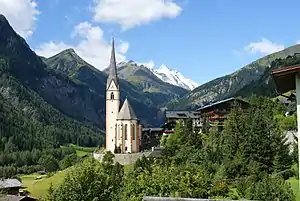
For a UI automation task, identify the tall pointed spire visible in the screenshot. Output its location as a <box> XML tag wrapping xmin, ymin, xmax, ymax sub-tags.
<box><xmin>107</xmin><ymin>37</ymin><xmax>119</xmax><ymax>89</ymax></box>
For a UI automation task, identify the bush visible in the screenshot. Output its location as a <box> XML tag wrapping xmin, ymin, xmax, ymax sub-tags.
<box><xmin>291</xmin><ymin>163</ymin><xmax>299</xmax><ymax>179</ymax></box>
<box><xmin>210</xmin><ymin>181</ymin><xmax>229</xmax><ymax>198</ymax></box>
<box><xmin>237</xmin><ymin>175</ymin><xmax>295</xmax><ymax>201</ymax></box>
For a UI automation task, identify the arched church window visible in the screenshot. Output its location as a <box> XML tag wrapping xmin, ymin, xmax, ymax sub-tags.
<box><xmin>132</xmin><ymin>124</ymin><xmax>135</xmax><ymax>140</ymax></box>
<box><xmin>110</xmin><ymin>92</ymin><xmax>114</xmax><ymax>100</ymax></box>
<box><xmin>115</xmin><ymin>124</ymin><xmax>117</xmax><ymax>138</ymax></box>
<box><xmin>124</xmin><ymin>124</ymin><xmax>128</xmax><ymax>140</ymax></box>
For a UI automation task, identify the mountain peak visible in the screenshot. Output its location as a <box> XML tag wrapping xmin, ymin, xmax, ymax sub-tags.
<box><xmin>116</xmin><ymin>60</ymin><xmax>198</xmax><ymax>90</ymax></box>
<box><xmin>45</xmin><ymin>48</ymin><xmax>95</xmax><ymax>75</ymax></box>
<box><xmin>51</xmin><ymin>48</ymin><xmax>83</xmax><ymax>62</ymax></box>
<box><xmin>0</xmin><ymin>14</ymin><xmax>9</xmax><ymax>24</ymax></box>
<box><xmin>0</xmin><ymin>14</ymin><xmax>16</xmax><ymax>37</ymax></box>
<box><xmin>154</xmin><ymin>65</ymin><xmax>198</xmax><ymax>90</ymax></box>
<box><xmin>63</xmin><ymin>48</ymin><xmax>76</xmax><ymax>54</ymax></box>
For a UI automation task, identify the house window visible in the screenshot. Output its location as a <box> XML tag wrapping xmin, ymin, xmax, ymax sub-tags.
<box><xmin>124</xmin><ymin>124</ymin><xmax>128</xmax><ymax>140</ymax></box>
<box><xmin>132</xmin><ymin>124</ymin><xmax>135</xmax><ymax>140</ymax></box>
<box><xmin>110</xmin><ymin>92</ymin><xmax>114</xmax><ymax>100</ymax></box>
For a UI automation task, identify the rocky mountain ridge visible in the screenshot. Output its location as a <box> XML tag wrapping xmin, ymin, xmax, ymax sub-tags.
<box><xmin>118</xmin><ymin>60</ymin><xmax>198</xmax><ymax>90</ymax></box>
<box><xmin>171</xmin><ymin>44</ymin><xmax>300</xmax><ymax>110</ymax></box>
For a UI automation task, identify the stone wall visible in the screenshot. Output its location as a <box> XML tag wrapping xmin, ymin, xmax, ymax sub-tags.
<box><xmin>93</xmin><ymin>151</ymin><xmax>151</xmax><ymax>165</ymax></box>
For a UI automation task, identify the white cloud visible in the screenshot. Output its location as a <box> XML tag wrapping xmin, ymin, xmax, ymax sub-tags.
<box><xmin>297</xmin><ymin>40</ymin><xmax>300</xmax><ymax>45</ymax></box>
<box><xmin>92</xmin><ymin>0</ymin><xmax>182</xmax><ymax>30</ymax></box>
<box><xmin>0</xmin><ymin>0</ymin><xmax>40</xmax><ymax>38</ymax></box>
<box><xmin>244</xmin><ymin>38</ymin><xmax>285</xmax><ymax>55</ymax></box>
<box><xmin>138</xmin><ymin>60</ymin><xmax>155</xmax><ymax>69</ymax></box>
<box><xmin>119</xmin><ymin>41</ymin><xmax>130</xmax><ymax>54</ymax></box>
<box><xmin>36</xmin><ymin>22</ymin><xmax>128</xmax><ymax>70</ymax></box>
<box><xmin>36</xmin><ymin>41</ymin><xmax>71</xmax><ymax>58</ymax></box>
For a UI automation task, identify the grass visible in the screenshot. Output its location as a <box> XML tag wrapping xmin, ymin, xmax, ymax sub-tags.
<box><xmin>20</xmin><ymin>145</ymin><xmax>98</xmax><ymax>199</ymax></box>
<box><xmin>21</xmin><ymin>170</ymin><xmax>68</xmax><ymax>199</ymax></box>
<box><xmin>124</xmin><ymin>163</ymin><xmax>134</xmax><ymax>172</ymax></box>
<box><xmin>288</xmin><ymin>178</ymin><xmax>300</xmax><ymax>200</ymax></box>
<box><xmin>61</xmin><ymin>144</ymin><xmax>96</xmax><ymax>157</ymax></box>
<box><xmin>21</xmin><ymin>162</ymin><xmax>134</xmax><ymax>199</ymax></box>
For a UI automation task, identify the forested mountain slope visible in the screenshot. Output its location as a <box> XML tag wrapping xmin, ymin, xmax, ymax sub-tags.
<box><xmin>0</xmin><ymin>14</ymin><xmax>104</xmax><ymax>149</ymax></box>
<box><xmin>45</xmin><ymin>49</ymin><xmax>187</xmax><ymax>126</ymax></box>
<box><xmin>171</xmin><ymin>45</ymin><xmax>300</xmax><ymax>110</ymax></box>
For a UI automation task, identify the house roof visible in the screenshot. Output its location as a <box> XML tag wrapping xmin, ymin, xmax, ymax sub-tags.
<box><xmin>166</xmin><ymin>111</ymin><xmax>201</xmax><ymax>119</ymax></box>
<box><xmin>272</xmin><ymin>64</ymin><xmax>300</xmax><ymax>93</ymax></box>
<box><xmin>276</xmin><ymin>96</ymin><xmax>292</xmax><ymax>104</ymax></box>
<box><xmin>0</xmin><ymin>179</ymin><xmax>25</xmax><ymax>189</ymax></box>
<box><xmin>142</xmin><ymin>128</ymin><xmax>164</xmax><ymax>132</ymax></box>
<box><xmin>106</xmin><ymin>38</ymin><xmax>119</xmax><ymax>89</ymax></box>
<box><xmin>117</xmin><ymin>98</ymin><xmax>138</xmax><ymax>120</ymax></box>
<box><xmin>196</xmin><ymin>97</ymin><xmax>248</xmax><ymax>111</ymax></box>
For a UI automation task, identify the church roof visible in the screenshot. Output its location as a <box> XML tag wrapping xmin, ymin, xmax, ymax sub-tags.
<box><xmin>107</xmin><ymin>38</ymin><xmax>119</xmax><ymax>89</ymax></box>
<box><xmin>117</xmin><ymin>98</ymin><xmax>138</xmax><ymax>120</ymax></box>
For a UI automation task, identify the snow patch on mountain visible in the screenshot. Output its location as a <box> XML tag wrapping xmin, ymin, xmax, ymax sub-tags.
<box><xmin>136</xmin><ymin>60</ymin><xmax>198</xmax><ymax>90</ymax></box>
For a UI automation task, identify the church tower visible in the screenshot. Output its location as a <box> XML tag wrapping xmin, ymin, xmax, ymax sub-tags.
<box><xmin>106</xmin><ymin>39</ymin><xmax>120</xmax><ymax>153</ymax></box>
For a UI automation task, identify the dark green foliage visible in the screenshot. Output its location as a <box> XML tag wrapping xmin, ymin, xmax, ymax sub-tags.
<box><xmin>0</xmin><ymin>14</ymin><xmax>106</xmax><ymax>178</ymax></box>
<box><xmin>38</xmin><ymin>155</ymin><xmax>59</xmax><ymax>173</ymax></box>
<box><xmin>222</xmin><ymin>96</ymin><xmax>292</xmax><ymax>178</ymax></box>
<box><xmin>163</xmin><ymin>96</ymin><xmax>295</xmax><ymax>200</ymax></box>
<box><xmin>46</xmin><ymin>153</ymin><xmax>124</xmax><ymax>201</ymax></box>
<box><xmin>237</xmin><ymin>175</ymin><xmax>295</xmax><ymax>201</ymax></box>
<box><xmin>120</xmin><ymin>163</ymin><xmax>211</xmax><ymax>201</ymax></box>
<box><xmin>44</xmin><ymin>96</ymin><xmax>295</xmax><ymax>201</ymax></box>
<box><xmin>59</xmin><ymin>153</ymin><xmax>78</xmax><ymax>170</ymax></box>
<box><xmin>0</xmin><ymin>147</ymin><xmax>76</xmax><ymax>178</ymax></box>
<box><xmin>276</xmin><ymin>114</ymin><xmax>297</xmax><ymax>131</ymax></box>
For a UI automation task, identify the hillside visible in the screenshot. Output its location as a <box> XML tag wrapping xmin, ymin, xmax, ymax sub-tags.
<box><xmin>236</xmin><ymin>53</ymin><xmax>300</xmax><ymax>98</ymax></box>
<box><xmin>172</xmin><ymin>44</ymin><xmax>300</xmax><ymax>110</ymax></box>
<box><xmin>0</xmin><ymin>14</ymin><xmax>104</xmax><ymax>149</ymax></box>
<box><xmin>45</xmin><ymin>50</ymin><xmax>188</xmax><ymax>126</ymax></box>
<box><xmin>103</xmin><ymin>60</ymin><xmax>188</xmax><ymax>104</ymax></box>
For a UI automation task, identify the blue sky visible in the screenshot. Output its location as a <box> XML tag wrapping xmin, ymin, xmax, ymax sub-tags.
<box><xmin>1</xmin><ymin>0</ymin><xmax>300</xmax><ymax>85</ymax></box>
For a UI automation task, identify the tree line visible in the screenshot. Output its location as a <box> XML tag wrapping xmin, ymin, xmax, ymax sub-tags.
<box><xmin>0</xmin><ymin>64</ymin><xmax>104</xmax><ymax>176</ymax></box>
<box><xmin>44</xmin><ymin>96</ymin><xmax>297</xmax><ymax>201</ymax></box>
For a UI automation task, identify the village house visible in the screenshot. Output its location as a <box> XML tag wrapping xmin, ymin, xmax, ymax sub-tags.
<box><xmin>163</xmin><ymin>97</ymin><xmax>249</xmax><ymax>136</ymax></box>
<box><xmin>141</xmin><ymin>127</ymin><xmax>164</xmax><ymax>150</ymax></box>
<box><xmin>196</xmin><ymin>97</ymin><xmax>249</xmax><ymax>130</ymax></box>
<box><xmin>0</xmin><ymin>179</ymin><xmax>37</xmax><ymax>201</ymax></box>
<box><xmin>141</xmin><ymin>122</ymin><xmax>177</xmax><ymax>150</ymax></box>
<box><xmin>166</xmin><ymin>111</ymin><xmax>202</xmax><ymax>128</ymax></box>
<box><xmin>0</xmin><ymin>179</ymin><xmax>25</xmax><ymax>195</ymax></box>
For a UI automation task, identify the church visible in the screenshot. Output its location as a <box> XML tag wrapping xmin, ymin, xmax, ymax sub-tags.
<box><xmin>106</xmin><ymin>39</ymin><xmax>142</xmax><ymax>154</ymax></box>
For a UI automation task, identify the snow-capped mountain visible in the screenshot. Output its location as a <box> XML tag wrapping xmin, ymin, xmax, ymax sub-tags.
<box><xmin>153</xmin><ymin>64</ymin><xmax>198</xmax><ymax>90</ymax></box>
<box><xmin>122</xmin><ymin>60</ymin><xmax>198</xmax><ymax>90</ymax></box>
